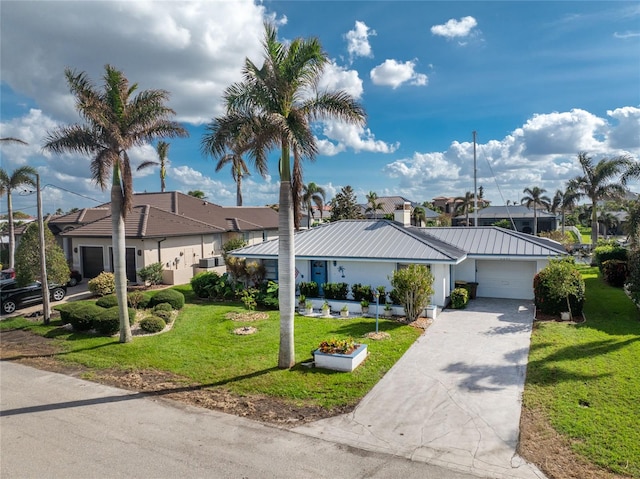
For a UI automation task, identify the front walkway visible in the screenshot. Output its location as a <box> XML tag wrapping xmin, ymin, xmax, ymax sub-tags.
<box><xmin>293</xmin><ymin>298</ymin><xmax>547</xmax><ymax>479</ymax></box>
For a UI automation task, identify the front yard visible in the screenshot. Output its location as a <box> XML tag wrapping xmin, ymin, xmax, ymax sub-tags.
<box><xmin>521</xmin><ymin>265</ymin><xmax>640</xmax><ymax>478</ymax></box>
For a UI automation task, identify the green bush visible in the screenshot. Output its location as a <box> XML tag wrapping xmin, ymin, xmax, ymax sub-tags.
<box><xmin>139</xmin><ymin>315</ymin><xmax>166</xmax><ymax>333</ymax></box>
<box><xmin>450</xmin><ymin>288</ymin><xmax>469</xmax><ymax>309</ymax></box>
<box><xmin>93</xmin><ymin>308</ymin><xmax>136</xmax><ymax>335</ymax></box>
<box><xmin>149</xmin><ymin>289</ymin><xmax>185</xmax><ymax>310</ymax></box>
<box><xmin>593</xmin><ymin>244</ymin><xmax>628</xmax><ymax>271</ymax></box>
<box><xmin>298</xmin><ymin>281</ymin><xmax>319</xmax><ymax>298</ymax></box>
<box><xmin>88</xmin><ymin>272</ymin><xmax>116</xmax><ymax>296</ymax></box>
<box><xmin>67</xmin><ymin>303</ymin><xmax>104</xmax><ymax>331</ymax></box>
<box><xmin>127</xmin><ymin>290</ymin><xmax>151</xmax><ymax>309</ymax></box>
<box><xmin>389</xmin><ymin>288</ymin><xmax>402</xmax><ymax>306</ymax></box>
<box><xmin>255</xmin><ymin>281</ymin><xmax>279</xmax><ymax>310</ymax></box>
<box><xmin>137</xmin><ymin>262</ymin><xmax>164</xmax><ymax>285</ymax></box>
<box><xmin>96</xmin><ymin>294</ymin><xmax>118</xmax><ymax>309</ymax></box>
<box><xmin>351</xmin><ymin>283</ymin><xmax>373</xmax><ymax>302</ymax></box>
<box><xmin>153</xmin><ymin>309</ymin><xmax>173</xmax><ymax>321</ymax></box>
<box><xmin>601</xmin><ymin>259</ymin><xmax>629</xmax><ymax>288</ymax></box>
<box><xmin>190</xmin><ymin>271</ymin><xmax>220</xmax><ymax>298</ymax></box>
<box><xmin>390</xmin><ymin>264</ymin><xmax>435</xmax><ymax>321</ymax></box>
<box><xmin>56</xmin><ymin>302</ymin><xmax>86</xmax><ymax>325</ymax></box>
<box><xmin>627</xmin><ymin>249</ymin><xmax>640</xmax><ymax>292</ymax></box>
<box><xmin>533</xmin><ymin>259</ymin><xmax>585</xmax><ymax>316</ymax></box>
<box><xmin>322</xmin><ymin>282</ymin><xmax>349</xmax><ymax>300</ymax></box>
<box><xmin>153</xmin><ymin>302</ymin><xmax>173</xmax><ymax>312</ymax></box>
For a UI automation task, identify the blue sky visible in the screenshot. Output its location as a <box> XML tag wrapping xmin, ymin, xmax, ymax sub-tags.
<box><xmin>1</xmin><ymin>1</ymin><xmax>639</xmax><ymax>217</ymax></box>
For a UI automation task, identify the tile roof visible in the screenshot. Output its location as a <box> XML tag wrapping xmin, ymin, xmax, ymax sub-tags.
<box><xmin>234</xmin><ymin>220</ymin><xmax>467</xmax><ymax>263</ymax></box>
<box><xmin>360</xmin><ymin>196</ymin><xmax>439</xmax><ymax>218</ymax></box>
<box><xmin>61</xmin><ymin>205</ymin><xmax>223</xmax><ymax>238</ymax></box>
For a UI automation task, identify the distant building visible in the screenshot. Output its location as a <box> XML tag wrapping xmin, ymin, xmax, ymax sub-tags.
<box><xmin>453</xmin><ymin>205</ymin><xmax>557</xmax><ymax>233</ymax></box>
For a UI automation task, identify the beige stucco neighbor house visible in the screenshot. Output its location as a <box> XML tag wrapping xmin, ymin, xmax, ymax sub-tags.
<box><xmin>49</xmin><ymin>191</ymin><xmax>279</xmax><ymax>285</ymax></box>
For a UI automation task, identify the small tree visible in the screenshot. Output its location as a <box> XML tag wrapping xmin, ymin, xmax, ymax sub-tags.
<box><xmin>329</xmin><ymin>186</ymin><xmax>364</xmax><ymax>221</ymax></box>
<box><xmin>137</xmin><ymin>262</ymin><xmax>164</xmax><ymax>286</ymax></box>
<box><xmin>15</xmin><ymin>222</ymin><xmax>69</xmax><ymax>286</ymax></box>
<box><xmin>535</xmin><ymin>258</ymin><xmax>584</xmax><ymax>319</ymax></box>
<box><xmin>389</xmin><ymin>264</ymin><xmax>434</xmax><ymax>322</ymax></box>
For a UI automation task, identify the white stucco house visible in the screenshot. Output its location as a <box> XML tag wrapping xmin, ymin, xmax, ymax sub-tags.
<box><xmin>231</xmin><ymin>218</ymin><xmax>567</xmax><ymax>308</ymax></box>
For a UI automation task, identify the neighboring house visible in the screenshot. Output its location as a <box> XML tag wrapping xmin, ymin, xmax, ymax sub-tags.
<box><xmin>360</xmin><ymin>196</ymin><xmax>439</xmax><ymax>226</ymax></box>
<box><xmin>453</xmin><ymin>205</ymin><xmax>558</xmax><ymax>233</ymax></box>
<box><xmin>432</xmin><ymin>196</ymin><xmax>490</xmax><ymax>215</ymax></box>
<box><xmin>48</xmin><ymin>191</ymin><xmax>279</xmax><ymax>285</ymax></box>
<box><xmin>231</xmin><ymin>217</ymin><xmax>567</xmax><ymax>307</ymax></box>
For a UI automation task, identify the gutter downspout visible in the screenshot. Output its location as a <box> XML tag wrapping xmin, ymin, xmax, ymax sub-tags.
<box><xmin>157</xmin><ymin>237</ymin><xmax>167</xmax><ymax>264</ymax></box>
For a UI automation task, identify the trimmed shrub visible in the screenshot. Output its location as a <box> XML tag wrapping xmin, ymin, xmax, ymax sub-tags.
<box><xmin>390</xmin><ymin>264</ymin><xmax>435</xmax><ymax>321</ymax></box>
<box><xmin>127</xmin><ymin>290</ymin><xmax>151</xmax><ymax>309</ymax></box>
<box><xmin>153</xmin><ymin>302</ymin><xmax>173</xmax><ymax>312</ymax></box>
<box><xmin>149</xmin><ymin>289</ymin><xmax>185</xmax><ymax>310</ymax></box>
<box><xmin>191</xmin><ymin>271</ymin><xmax>220</xmax><ymax>298</ymax></box>
<box><xmin>96</xmin><ymin>294</ymin><xmax>118</xmax><ymax>309</ymax></box>
<box><xmin>351</xmin><ymin>283</ymin><xmax>373</xmax><ymax>302</ymax></box>
<box><xmin>627</xmin><ymin>249</ymin><xmax>640</xmax><ymax>292</ymax></box>
<box><xmin>137</xmin><ymin>262</ymin><xmax>164</xmax><ymax>285</ymax></box>
<box><xmin>153</xmin><ymin>309</ymin><xmax>173</xmax><ymax>321</ymax></box>
<box><xmin>88</xmin><ymin>272</ymin><xmax>116</xmax><ymax>296</ymax></box>
<box><xmin>298</xmin><ymin>281</ymin><xmax>319</xmax><ymax>298</ymax></box>
<box><xmin>67</xmin><ymin>303</ymin><xmax>104</xmax><ymax>331</ymax></box>
<box><xmin>322</xmin><ymin>282</ymin><xmax>349</xmax><ymax>300</ymax></box>
<box><xmin>139</xmin><ymin>315</ymin><xmax>166</xmax><ymax>333</ymax></box>
<box><xmin>593</xmin><ymin>244</ymin><xmax>628</xmax><ymax>271</ymax></box>
<box><xmin>601</xmin><ymin>259</ymin><xmax>628</xmax><ymax>287</ymax></box>
<box><xmin>91</xmin><ymin>307</ymin><xmax>137</xmax><ymax>335</ymax></box>
<box><xmin>56</xmin><ymin>302</ymin><xmax>85</xmax><ymax>325</ymax></box>
<box><xmin>450</xmin><ymin>288</ymin><xmax>469</xmax><ymax>309</ymax></box>
<box><xmin>533</xmin><ymin>259</ymin><xmax>585</xmax><ymax>316</ymax></box>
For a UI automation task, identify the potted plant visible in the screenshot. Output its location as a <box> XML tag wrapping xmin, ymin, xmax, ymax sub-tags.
<box><xmin>298</xmin><ymin>294</ymin><xmax>306</xmax><ymax>309</ymax></box>
<box><xmin>383</xmin><ymin>304</ymin><xmax>393</xmax><ymax>317</ymax></box>
<box><xmin>340</xmin><ymin>305</ymin><xmax>349</xmax><ymax>317</ymax></box>
<box><xmin>314</xmin><ymin>337</ymin><xmax>368</xmax><ymax>372</ymax></box>
<box><xmin>360</xmin><ymin>299</ymin><xmax>370</xmax><ymax>314</ymax></box>
<box><xmin>305</xmin><ymin>300</ymin><xmax>314</xmax><ymax>315</ymax></box>
<box><xmin>321</xmin><ymin>301</ymin><xmax>331</xmax><ymax>317</ymax></box>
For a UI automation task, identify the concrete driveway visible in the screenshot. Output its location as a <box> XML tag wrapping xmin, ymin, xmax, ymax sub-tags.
<box><xmin>294</xmin><ymin>298</ymin><xmax>547</xmax><ymax>479</ymax></box>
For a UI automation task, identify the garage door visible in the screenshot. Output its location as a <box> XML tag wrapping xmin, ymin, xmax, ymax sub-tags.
<box><xmin>476</xmin><ymin>260</ymin><xmax>536</xmax><ymax>300</ymax></box>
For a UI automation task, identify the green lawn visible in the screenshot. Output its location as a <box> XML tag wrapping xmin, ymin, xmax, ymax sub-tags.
<box><xmin>523</xmin><ymin>266</ymin><xmax>640</xmax><ymax>477</ymax></box>
<box><xmin>1</xmin><ymin>286</ymin><xmax>421</xmax><ymax>410</ymax></box>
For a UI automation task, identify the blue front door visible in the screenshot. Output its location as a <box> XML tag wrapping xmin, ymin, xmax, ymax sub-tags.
<box><xmin>311</xmin><ymin>260</ymin><xmax>327</xmax><ymax>295</ymax></box>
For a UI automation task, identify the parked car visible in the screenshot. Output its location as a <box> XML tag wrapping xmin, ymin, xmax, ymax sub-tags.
<box><xmin>68</xmin><ymin>270</ymin><xmax>82</xmax><ymax>287</ymax></box>
<box><xmin>0</xmin><ymin>279</ymin><xmax>67</xmax><ymax>314</ymax></box>
<box><xmin>1</xmin><ymin>268</ymin><xmax>16</xmax><ymax>280</ymax></box>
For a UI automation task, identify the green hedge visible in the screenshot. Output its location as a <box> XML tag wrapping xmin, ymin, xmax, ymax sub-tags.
<box><xmin>593</xmin><ymin>244</ymin><xmax>628</xmax><ymax>271</ymax></box>
<box><xmin>149</xmin><ymin>289</ymin><xmax>185</xmax><ymax>310</ymax></box>
<box><xmin>96</xmin><ymin>294</ymin><xmax>119</xmax><ymax>308</ymax></box>
<box><xmin>533</xmin><ymin>260</ymin><xmax>585</xmax><ymax>316</ymax></box>
<box><xmin>601</xmin><ymin>259</ymin><xmax>629</xmax><ymax>287</ymax></box>
<box><xmin>298</xmin><ymin>281</ymin><xmax>319</xmax><ymax>298</ymax></box>
<box><xmin>450</xmin><ymin>288</ymin><xmax>468</xmax><ymax>309</ymax></box>
<box><xmin>322</xmin><ymin>282</ymin><xmax>349</xmax><ymax>300</ymax></box>
<box><xmin>93</xmin><ymin>307</ymin><xmax>136</xmax><ymax>335</ymax></box>
<box><xmin>139</xmin><ymin>315</ymin><xmax>166</xmax><ymax>333</ymax></box>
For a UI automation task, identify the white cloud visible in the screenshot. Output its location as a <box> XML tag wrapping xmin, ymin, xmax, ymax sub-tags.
<box><xmin>318</xmin><ymin>122</ymin><xmax>399</xmax><ymax>155</ymax></box>
<box><xmin>614</xmin><ymin>31</ymin><xmax>640</xmax><ymax>39</ymax></box>
<box><xmin>431</xmin><ymin>16</ymin><xmax>478</xmax><ymax>39</ymax></box>
<box><xmin>345</xmin><ymin>20</ymin><xmax>376</xmax><ymax>62</ymax></box>
<box><xmin>318</xmin><ymin>61</ymin><xmax>364</xmax><ymax>99</ymax></box>
<box><xmin>606</xmin><ymin>106</ymin><xmax>640</xmax><ymax>150</ymax></box>
<box><xmin>370</xmin><ymin>59</ymin><xmax>428</xmax><ymax>89</ymax></box>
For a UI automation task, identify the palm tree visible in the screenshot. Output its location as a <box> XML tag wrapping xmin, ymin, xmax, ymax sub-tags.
<box><xmin>202</xmin><ymin>23</ymin><xmax>366</xmax><ymax>368</ymax></box>
<box><xmin>568</xmin><ymin>152</ymin><xmax>631</xmax><ymax>246</ymax></box>
<box><xmin>454</xmin><ymin>191</ymin><xmax>475</xmax><ymax>226</ymax></box>
<box><xmin>302</xmin><ymin>182</ymin><xmax>326</xmax><ymax>228</ymax></box>
<box><xmin>623</xmin><ymin>199</ymin><xmax>640</xmax><ymax>248</ymax></box>
<box><xmin>137</xmin><ymin>141</ymin><xmax>170</xmax><ymax>192</ymax></box>
<box><xmin>0</xmin><ymin>137</ymin><xmax>28</xmax><ymax>145</ymax></box>
<box><xmin>0</xmin><ymin>166</ymin><xmax>37</xmax><ymax>269</ymax></box>
<box><xmin>365</xmin><ymin>191</ymin><xmax>384</xmax><ymax>219</ymax></box>
<box><xmin>187</xmin><ymin>190</ymin><xmax>205</xmax><ymax>199</ymax></box>
<box><xmin>552</xmin><ymin>188</ymin><xmax>580</xmax><ymax>235</ymax></box>
<box><xmin>44</xmin><ymin>65</ymin><xmax>187</xmax><ymax>343</ymax></box>
<box><xmin>521</xmin><ymin>186</ymin><xmax>551</xmax><ymax>236</ymax></box>
<box><xmin>597</xmin><ymin>210</ymin><xmax>619</xmax><ymax>238</ymax></box>
<box><xmin>412</xmin><ymin>206</ymin><xmax>426</xmax><ymax>227</ymax></box>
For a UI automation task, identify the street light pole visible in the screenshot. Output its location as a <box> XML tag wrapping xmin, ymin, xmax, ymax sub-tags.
<box><xmin>374</xmin><ymin>290</ymin><xmax>380</xmax><ymax>334</ymax></box>
<box><xmin>36</xmin><ymin>173</ymin><xmax>51</xmax><ymax>324</ymax></box>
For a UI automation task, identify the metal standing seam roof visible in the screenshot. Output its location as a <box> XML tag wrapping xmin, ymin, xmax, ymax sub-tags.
<box><xmin>233</xmin><ymin>220</ymin><xmax>467</xmax><ymax>263</ymax></box>
<box><xmin>416</xmin><ymin>226</ymin><xmax>567</xmax><ymax>257</ymax></box>
<box><xmin>454</xmin><ymin>205</ymin><xmax>557</xmax><ymax>220</ymax></box>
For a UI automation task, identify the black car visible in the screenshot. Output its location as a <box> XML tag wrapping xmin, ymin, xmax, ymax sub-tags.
<box><xmin>0</xmin><ymin>279</ymin><xmax>67</xmax><ymax>315</ymax></box>
<box><xmin>68</xmin><ymin>270</ymin><xmax>82</xmax><ymax>287</ymax></box>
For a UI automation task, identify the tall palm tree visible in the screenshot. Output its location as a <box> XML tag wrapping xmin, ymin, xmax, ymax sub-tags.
<box><xmin>0</xmin><ymin>166</ymin><xmax>37</xmax><ymax>269</ymax></box>
<box><xmin>623</xmin><ymin>199</ymin><xmax>640</xmax><ymax>248</ymax></box>
<box><xmin>44</xmin><ymin>65</ymin><xmax>187</xmax><ymax>343</ymax></box>
<box><xmin>137</xmin><ymin>141</ymin><xmax>170</xmax><ymax>192</ymax></box>
<box><xmin>552</xmin><ymin>187</ymin><xmax>580</xmax><ymax>235</ymax></box>
<box><xmin>202</xmin><ymin>23</ymin><xmax>366</xmax><ymax>368</ymax></box>
<box><xmin>302</xmin><ymin>182</ymin><xmax>326</xmax><ymax>228</ymax></box>
<box><xmin>568</xmin><ymin>152</ymin><xmax>631</xmax><ymax>246</ymax></box>
<box><xmin>454</xmin><ymin>191</ymin><xmax>475</xmax><ymax>226</ymax></box>
<box><xmin>521</xmin><ymin>186</ymin><xmax>551</xmax><ymax>236</ymax></box>
<box><xmin>365</xmin><ymin>191</ymin><xmax>384</xmax><ymax>219</ymax></box>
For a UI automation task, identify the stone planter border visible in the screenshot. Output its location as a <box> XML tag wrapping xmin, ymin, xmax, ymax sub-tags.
<box><xmin>313</xmin><ymin>343</ymin><xmax>368</xmax><ymax>372</ymax></box>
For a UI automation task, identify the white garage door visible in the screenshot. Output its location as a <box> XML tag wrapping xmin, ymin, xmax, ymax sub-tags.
<box><xmin>476</xmin><ymin>260</ymin><xmax>536</xmax><ymax>300</ymax></box>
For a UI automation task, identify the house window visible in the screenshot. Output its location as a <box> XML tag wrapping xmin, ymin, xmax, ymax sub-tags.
<box><xmin>263</xmin><ymin>259</ymin><xmax>278</xmax><ymax>280</ymax></box>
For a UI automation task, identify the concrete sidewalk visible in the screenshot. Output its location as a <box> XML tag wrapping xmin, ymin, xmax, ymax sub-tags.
<box><xmin>294</xmin><ymin>298</ymin><xmax>547</xmax><ymax>479</ymax></box>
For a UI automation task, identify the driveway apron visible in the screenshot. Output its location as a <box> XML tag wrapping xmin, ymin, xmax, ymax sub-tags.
<box><xmin>293</xmin><ymin>298</ymin><xmax>547</xmax><ymax>479</ymax></box>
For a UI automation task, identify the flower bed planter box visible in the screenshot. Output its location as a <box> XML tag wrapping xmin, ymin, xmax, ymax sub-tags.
<box><xmin>313</xmin><ymin>343</ymin><xmax>368</xmax><ymax>372</ymax></box>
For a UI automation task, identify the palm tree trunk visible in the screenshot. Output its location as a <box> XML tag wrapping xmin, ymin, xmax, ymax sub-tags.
<box><xmin>237</xmin><ymin>174</ymin><xmax>243</xmax><ymax>207</ymax></box>
<box><xmin>533</xmin><ymin>206</ymin><xmax>538</xmax><ymax>236</ymax></box>
<box><xmin>590</xmin><ymin>200</ymin><xmax>598</xmax><ymax>246</ymax></box>
<box><xmin>7</xmin><ymin>192</ymin><xmax>15</xmax><ymax>270</ymax></box>
<box><xmin>278</xmin><ymin>180</ymin><xmax>295</xmax><ymax>368</ymax></box>
<box><xmin>561</xmin><ymin>208</ymin><xmax>565</xmax><ymax>235</ymax></box>
<box><xmin>112</xmin><ymin>164</ymin><xmax>132</xmax><ymax>343</ymax></box>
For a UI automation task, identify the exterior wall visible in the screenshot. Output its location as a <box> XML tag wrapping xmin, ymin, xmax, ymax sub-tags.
<box><xmin>454</xmin><ymin>258</ymin><xmax>476</xmax><ymax>283</ymax></box>
<box><xmin>430</xmin><ymin>263</ymin><xmax>449</xmax><ymax>306</ymax></box>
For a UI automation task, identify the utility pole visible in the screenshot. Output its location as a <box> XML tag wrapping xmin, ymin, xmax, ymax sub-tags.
<box><xmin>473</xmin><ymin>131</ymin><xmax>478</xmax><ymax>227</ymax></box>
<box><xmin>37</xmin><ymin>173</ymin><xmax>51</xmax><ymax>324</ymax></box>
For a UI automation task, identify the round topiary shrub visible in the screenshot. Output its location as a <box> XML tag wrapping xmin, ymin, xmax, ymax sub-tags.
<box><xmin>149</xmin><ymin>289</ymin><xmax>184</xmax><ymax>310</ymax></box>
<box><xmin>153</xmin><ymin>302</ymin><xmax>173</xmax><ymax>312</ymax></box>
<box><xmin>93</xmin><ymin>307</ymin><xmax>137</xmax><ymax>335</ymax></box>
<box><xmin>96</xmin><ymin>294</ymin><xmax>118</xmax><ymax>308</ymax></box>
<box><xmin>450</xmin><ymin>288</ymin><xmax>469</xmax><ymax>309</ymax></box>
<box><xmin>87</xmin><ymin>272</ymin><xmax>116</xmax><ymax>296</ymax></box>
<box><xmin>139</xmin><ymin>315</ymin><xmax>166</xmax><ymax>333</ymax></box>
<box><xmin>153</xmin><ymin>309</ymin><xmax>172</xmax><ymax>321</ymax></box>
<box><xmin>56</xmin><ymin>302</ymin><xmax>86</xmax><ymax>325</ymax></box>
<box><xmin>127</xmin><ymin>290</ymin><xmax>151</xmax><ymax>309</ymax></box>
<box><xmin>533</xmin><ymin>259</ymin><xmax>585</xmax><ymax>316</ymax></box>
<box><xmin>190</xmin><ymin>271</ymin><xmax>221</xmax><ymax>298</ymax></box>
<box><xmin>68</xmin><ymin>303</ymin><xmax>104</xmax><ymax>331</ymax></box>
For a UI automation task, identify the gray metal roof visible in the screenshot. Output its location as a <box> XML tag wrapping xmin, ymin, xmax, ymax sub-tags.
<box><xmin>233</xmin><ymin>220</ymin><xmax>467</xmax><ymax>263</ymax></box>
<box><xmin>415</xmin><ymin>226</ymin><xmax>567</xmax><ymax>257</ymax></box>
<box><xmin>454</xmin><ymin>205</ymin><xmax>556</xmax><ymax>220</ymax></box>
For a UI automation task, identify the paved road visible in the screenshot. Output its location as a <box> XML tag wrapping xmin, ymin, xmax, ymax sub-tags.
<box><xmin>0</xmin><ymin>361</ymin><xmax>477</xmax><ymax>479</ymax></box>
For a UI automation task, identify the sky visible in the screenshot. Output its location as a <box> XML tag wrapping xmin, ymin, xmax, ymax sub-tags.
<box><xmin>1</xmin><ymin>0</ymin><xmax>639</xmax><ymax>218</ymax></box>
